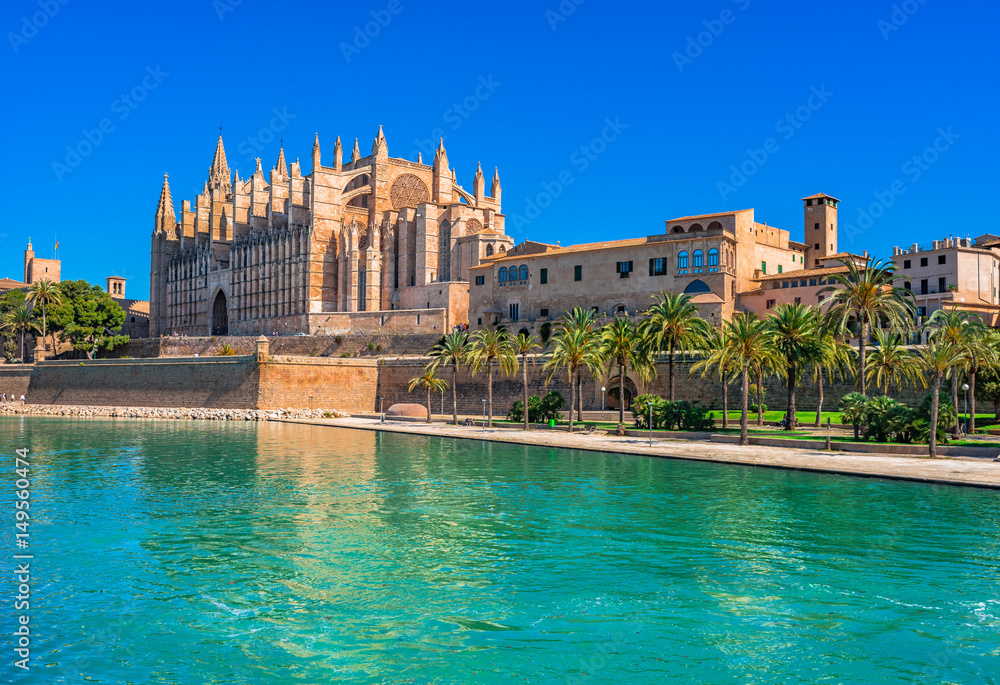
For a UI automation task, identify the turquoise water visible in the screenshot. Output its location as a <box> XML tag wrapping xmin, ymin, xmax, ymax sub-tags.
<box><xmin>2</xmin><ymin>417</ymin><xmax>999</xmax><ymax>684</ymax></box>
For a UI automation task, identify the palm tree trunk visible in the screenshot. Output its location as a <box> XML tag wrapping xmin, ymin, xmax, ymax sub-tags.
<box><xmin>19</xmin><ymin>329</ymin><xmax>24</xmax><ymax>362</ymax></box>
<box><xmin>814</xmin><ymin>366</ymin><xmax>824</xmax><ymax>428</ymax></box>
<box><xmin>522</xmin><ymin>355</ymin><xmax>529</xmax><ymax>431</ymax></box>
<box><xmin>740</xmin><ymin>362</ymin><xmax>749</xmax><ymax>446</ymax></box>
<box><xmin>568</xmin><ymin>368</ymin><xmax>576</xmax><ymax>433</ymax></box>
<box><xmin>756</xmin><ymin>367</ymin><xmax>764</xmax><ymax>427</ymax></box>
<box><xmin>786</xmin><ymin>361</ymin><xmax>795</xmax><ymax>430</ymax></box>
<box><xmin>618</xmin><ymin>360</ymin><xmax>626</xmax><ymax>426</ymax></box>
<box><xmin>41</xmin><ymin>303</ymin><xmax>46</xmax><ymax>350</ymax></box>
<box><xmin>930</xmin><ymin>375</ymin><xmax>941</xmax><ymax>458</ymax></box>
<box><xmin>452</xmin><ymin>364</ymin><xmax>458</xmax><ymax>425</ymax></box>
<box><xmin>970</xmin><ymin>369</ymin><xmax>977</xmax><ymax>433</ymax></box>
<box><xmin>858</xmin><ymin>319</ymin><xmax>868</xmax><ymax>395</ymax></box>
<box><xmin>487</xmin><ymin>363</ymin><xmax>494</xmax><ymax>428</ymax></box>
<box><xmin>577</xmin><ymin>373</ymin><xmax>583</xmax><ymax>423</ymax></box>
<box><xmin>426</xmin><ymin>389</ymin><xmax>432</xmax><ymax>423</ymax></box>
<box><xmin>952</xmin><ymin>371</ymin><xmax>960</xmax><ymax>438</ymax></box>
<box><xmin>721</xmin><ymin>376</ymin><xmax>728</xmax><ymax>430</ymax></box>
<box><xmin>668</xmin><ymin>339</ymin><xmax>676</xmax><ymax>402</ymax></box>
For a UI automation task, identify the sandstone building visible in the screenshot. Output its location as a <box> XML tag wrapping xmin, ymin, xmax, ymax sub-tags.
<box><xmin>1</xmin><ymin>240</ymin><xmax>62</xmax><ymax>295</ymax></box>
<box><xmin>106</xmin><ymin>277</ymin><xmax>150</xmax><ymax>338</ymax></box>
<box><xmin>150</xmin><ymin>129</ymin><xmax>511</xmax><ymax>337</ymax></box>
<box><xmin>470</xmin><ymin>194</ymin><xmax>839</xmax><ymax>331</ymax></box>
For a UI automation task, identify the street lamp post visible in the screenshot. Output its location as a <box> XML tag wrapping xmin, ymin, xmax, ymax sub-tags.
<box><xmin>481</xmin><ymin>399</ymin><xmax>487</xmax><ymax>433</ymax></box>
<box><xmin>962</xmin><ymin>383</ymin><xmax>970</xmax><ymax>435</ymax></box>
<box><xmin>647</xmin><ymin>400</ymin><xmax>654</xmax><ymax>447</ymax></box>
<box><xmin>379</xmin><ymin>396</ymin><xmax>384</xmax><ymax>423</ymax></box>
<box><xmin>601</xmin><ymin>386</ymin><xmax>606</xmax><ymax>423</ymax></box>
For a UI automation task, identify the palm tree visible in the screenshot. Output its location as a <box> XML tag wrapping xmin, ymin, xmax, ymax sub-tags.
<box><xmin>864</xmin><ymin>328</ymin><xmax>926</xmax><ymax>397</ymax></box>
<box><xmin>924</xmin><ymin>309</ymin><xmax>985</xmax><ymax>438</ymax></box>
<box><xmin>819</xmin><ymin>257</ymin><xmax>915</xmax><ymax>395</ymax></box>
<box><xmin>560</xmin><ymin>307</ymin><xmax>601</xmax><ymax>422</ymax></box>
<box><xmin>962</xmin><ymin>328</ymin><xmax>998</xmax><ymax>433</ymax></box>
<box><xmin>543</xmin><ymin>311</ymin><xmax>603</xmax><ymax>433</ymax></box>
<box><xmin>513</xmin><ymin>332</ymin><xmax>542</xmax><ymax>430</ymax></box>
<box><xmin>408</xmin><ymin>366</ymin><xmax>449</xmax><ymax>424</ymax></box>
<box><xmin>640</xmin><ymin>292</ymin><xmax>710</xmax><ymax>401</ymax></box>
<box><xmin>600</xmin><ymin>318</ymin><xmax>654</xmax><ymax>426</ymax></box>
<box><xmin>467</xmin><ymin>328</ymin><xmax>518</xmax><ymax>427</ymax></box>
<box><xmin>691</xmin><ymin>326</ymin><xmax>737</xmax><ymax>430</ymax></box>
<box><xmin>918</xmin><ymin>341</ymin><xmax>965</xmax><ymax>458</ymax></box>
<box><xmin>428</xmin><ymin>330</ymin><xmax>471</xmax><ymax>425</ymax></box>
<box><xmin>2</xmin><ymin>307</ymin><xmax>40</xmax><ymax>362</ymax></box>
<box><xmin>718</xmin><ymin>313</ymin><xmax>778</xmax><ymax>445</ymax></box>
<box><xmin>766</xmin><ymin>303</ymin><xmax>822</xmax><ymax>430</ymax></box>
<box><xmin>28</xmin><ymin>279</ymin><xmax>62</xmax><ymax>352</ymax></box>
<box><xmin>811</xmin><ymin>310</ymin><xmax>855</xmax><ymax>427</ymax></box>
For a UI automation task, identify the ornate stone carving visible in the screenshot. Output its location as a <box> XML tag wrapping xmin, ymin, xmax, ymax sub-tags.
<box><xmin>389</xmin><ymin>173</ymin><xmax>429</xmax><ymax>210</ymax></box>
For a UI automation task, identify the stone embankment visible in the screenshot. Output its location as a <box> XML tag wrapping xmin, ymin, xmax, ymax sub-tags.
<box><xmin>1</xmin><ymin>404</ymin><xmax>351</xmax><ymax>422</ymax></box>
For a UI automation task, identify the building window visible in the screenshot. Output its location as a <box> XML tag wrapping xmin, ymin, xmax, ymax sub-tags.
<box><xmin>574</xmin><ymin>265</ymin><xmax>582</xmax><ymax>281</ymax></box>
<box><xmin>518</xmin><ymin>265</ymin><xmax>529</xmax><ymax>281</ymax></box>
<box><xmin>475</xmin><ymin>275</ymin><xmax>485</xmax><ymax>286</ymax></box>
<box><xmin>938</xmin><ymin>254</ymin><xmax>947</xmax><ymax>265</ymax></box>
<box><xmin>486</xmin><ymin>244</ymin><xmax>494</xmax><ymax>257</ymax></box>
<box><xmin>540</xmin><ymin>268</ymin><xmax>548</xmax><ymax>284</ymax></box>
<box><xmin>782</xmin><ymin>281</ymin><xmax>789</xmax><ymax>289</ymax></box>
<box><xmin>509</xmin><ymin>303</ymin><xmax>519</xmax><ymax>322</ymax></box>
<box><xmin>920</xmin><ymin>257</ymin><xmax>928</xmax><ymax>267</ymax></box>
<box><xmin>678</xmin><ymin>251</ymin><xmax>689</xmax><ymax>269</ymax></box>
<box><xmin>498</xmin><ymin>267</ymin><xmax>508</xmax><ymax>285</ymax></box>
<box><xmin>903</xmin><ymin>260</ymin><xmax>911</xmax><ymax>269</ymax></box>
<box><xmin>806</xmin><ymin>199</ymin><xmax>813</xmax><ymax>206</ymax></box>
<box><xmin>778</xmin><ymin>265</ymin><xmax>783</xmax><ymax>274</ymax></box>
<box><xmin>766</xmin><ymin>299</ymin><xmax>776</xmax><ymax>309</ymax></box>
<box><xmin>693</xmin><ymin>250</ymin><xmax>704</xmax><ymax>269</ymax></box>
<box><xmin>708</xmin><ymin>249</ymin><xmax>719</xmax><ymax>267</ymax></box>
<box><xmin>814</xmin><ymin>243</ymin><xmax>820</xmax><ymax>250</ymax></box>
<box><xmin>917</xmin><ymin>307</ymin><xmax>926</xmax><ymax>318</ymax></box>
<box><xmin>761</xmin><ymin>261</ymin><xmax>766</xmax><ymax>274</ymax></box>
<box><xmin>650</xmin><ymin>258</ymin><xmax>667</xmax><ymax>276</ymax></box>
<box><xmin>809</xmin><ymin>278</ymin><xmax>817</xmax><ymax>286</ymax></box>
<box><xmin>903</xmin><ymin>281</ymin><xmax>911</xmax><ymax>291</ymax></box>
<box><xmin>616</xmin><ymin>261</ymin><xmax>633</xmax><ymax>278</ymax></box>
<box><xmin>939</xmin><ymin>277</ymin><xmax>947</xmax><ymax>292</ymax></box>
<box><xmin>794</xmin><ymin>297</ymin><xmax>801</xmax><ymax>304</ymax></box>
<box><xmin>815</xmin><ymin>223</ymin><xmax>820</xmax><ymax>230</ymax></box>
<box><xmin>540</xmin><ymin>308</ymin><xmax>549</xmax><ymax>318</ymax></box>
<box><xmin>921</xmin><ymin>279</ymin><xmax>928</xmax><ymax>294</ymax></box>
<box><xmin>477</xmin><ymin>318</ymin><xmax>482</xmax><ymax>326</ymax></box>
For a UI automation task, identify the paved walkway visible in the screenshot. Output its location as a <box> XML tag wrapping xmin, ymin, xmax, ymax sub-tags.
<box><xmin>281</xmin><ymin>417</ymin><xmax>1000</xmax><ymax>490</ymax></box>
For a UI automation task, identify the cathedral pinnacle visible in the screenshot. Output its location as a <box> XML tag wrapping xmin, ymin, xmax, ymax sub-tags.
<box><xmin>275</xmin><ymin>143</ymin><xmax>287</xmax><ymax>175</ymax></box>
<box><xmin>372</xmin><ymin>125</ymin><xmax>388</xmax><ymax>158</ymax></box>
<box><xmin>351</xmin><ymin>138</ymin><xmax>361</xmax><ymax>163</ymax></box>
<box><xmin>209</xmin><ymin>134</ymin><xmax>229</xmax><ymax>183</ymax></box>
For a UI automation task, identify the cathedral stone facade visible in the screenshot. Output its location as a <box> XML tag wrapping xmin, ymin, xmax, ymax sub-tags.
<box><xmin>150</xmin><ymin>128</ymin><xmax>512</xmax><ymax>337</ymax></box>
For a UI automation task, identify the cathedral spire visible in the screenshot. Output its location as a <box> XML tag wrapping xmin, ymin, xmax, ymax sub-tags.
<box><xmin>155</xmin><ymin>173</ymin><xmax>176</xmax><ymax>233</ymax></box>
<box><xmin>473</xmin><ymin>161</ymin><xmax>485</xmax><ymax>204</ymax></box>
<box><xmin>351</xmin><ymin>137</ymin><xmax>361</xmax><ymax>163</ymax></box>
<box><xmin>433</xmin><ymin>138</ymin><xmax>449</xmax><ymax>171</ymax></box>
<box><xmin>311</xmin><ymin>132</ymin><xmax>321</xmax><ymax>171</ymax></box>
<box><xmin>274</xmin><ymin>142</ymin><xmax>287</xmax><ymax>176</ymax></box>
<box><xmin>209</xmin><ymin>134</ymin><xmax>229</xmax><ymax>186</ymax></box>
<box><xmin>372</xmin><ymin>124</ymin><xmax>388</xmax><ymax>159</ymax></box>
<box><xmin>333</xmin><ymin>135</ymin><xmax>343</xmax><ymax>171</ymax></box>
<box><xmin>254</xmin><ymin>157</ymin><xmax>264</xmax><ymax>178</ymax></box>
<box><xmin>491</xmin><ymin>167</ymin><xmax>502</xmax><ymax>203</ymax></box>
<box><xmin>417</xmin><ymin>152</ymin><xmax>423</xmax><ymax>164</ymax></box>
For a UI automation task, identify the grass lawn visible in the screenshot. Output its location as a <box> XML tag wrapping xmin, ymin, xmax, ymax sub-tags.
<box><xmin>710</xmin><ymin>410</ymin><xmax>845</xmax><ymax>424</ymax></box>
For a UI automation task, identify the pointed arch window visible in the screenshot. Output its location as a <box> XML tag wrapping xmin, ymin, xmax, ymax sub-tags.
<box><xmin>438</xmin><ymin>220</ymin><xmax>451</xmax><ymax>282</ymax></box>
<box><xmin>486</xmin><ymin>244</ymin><xmax>494</xmax><ymax>257</ymax></box>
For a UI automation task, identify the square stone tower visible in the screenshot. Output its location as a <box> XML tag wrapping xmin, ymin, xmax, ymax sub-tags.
<box><xmin>803</xmin><ymin>193</ymin><xmax>839</xmax><ymax>268</ymax></box>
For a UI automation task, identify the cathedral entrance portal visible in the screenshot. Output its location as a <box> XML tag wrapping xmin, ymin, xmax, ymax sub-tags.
<box><xmin>212</xmin><ymin>290</ymin><xmax>228</xmax><ymax>335</ymax></box>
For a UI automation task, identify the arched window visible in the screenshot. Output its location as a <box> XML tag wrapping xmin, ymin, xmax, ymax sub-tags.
<box><xmin>498</xmin><ymin>267</ymin><xmax>508</xmax><ymax>284</ymax></box>
<box><xmin>518</xmin><ymin>265</ymin><xmax>528</xmax><ymax>281</ymax></box>
<box><xmin>671</xmin><ymin>225</ymin><xmax>684</xmax><ymax>234</ymax></box>
<box><xmin>693</xmin><ymin>250</ymin><xmax>704</xmax><ymax>268</ymax></box>
<box><xmin>708</xmin><ymin>248</ymin><xmax>720</xmax><ymax>267</ymax></box>
<box><xmin>486</xmin><ymin>244</ymin><xmax>494</xmax><ymax>256</ymax></box>
<box><xmin>678</xmin><ymin>251</ymin><xmax>689</xmax><ymax>269</ymax></box>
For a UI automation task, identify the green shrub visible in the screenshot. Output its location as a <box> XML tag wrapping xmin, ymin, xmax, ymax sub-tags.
<box><xmin>917</xmin><ymin>391</ymin><xmax>957</xmax><ymax>443</ymax></box>
<box><xmin>749</xmin><ymin>403</ymin><xmax>767</xmax><ymax>413</ymax></box>
<box><xmin>334</xmin><ymin>335</ymin><xmax>344</xmax><ymax>345</ymax></box>
<box><xmin>508</xmin><ymin>391</ymin><xmax>565</xmax><ymax>423</ymax></box>
<box><xmin>367</xmin><ymin>342</ymin><xmax>375</xmax><ymax>351</ymax></box>
<box><xmin>539</xmin><ymin>322</ymin><xmax>552</xmax><ymax>345</ymax></box>
<box><xmin>216</xmin><ymin>343</ymin><xmax>236</xmax><ymax>356</ymax></box>
<box><xmin>630</xmin><ymin>395</ymin><xmax>713</xmax><ymax>431</ymax></box>
<box><xmin>341</xmin><ymin>352</ymin><xmax>351</xmax><ymax>358</ymax></box>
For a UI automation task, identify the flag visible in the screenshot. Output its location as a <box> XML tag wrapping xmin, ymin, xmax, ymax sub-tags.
<box><xmin>54</xmin><ymin>241</ymin><xmax>59</xmax><ymax>251</ymax></box>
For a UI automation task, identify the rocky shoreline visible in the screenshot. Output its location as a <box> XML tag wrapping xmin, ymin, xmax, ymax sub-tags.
<box><xmin>0</xmin><ymin>404</ymin><xmax>351</xmax><ymax>421</ymax></box>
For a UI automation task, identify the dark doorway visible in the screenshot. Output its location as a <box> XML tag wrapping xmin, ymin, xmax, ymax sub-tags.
<box><xmin>212</xmin><ymin>290</ymin><xmax>228</xmax><ymax>335</ymax></box>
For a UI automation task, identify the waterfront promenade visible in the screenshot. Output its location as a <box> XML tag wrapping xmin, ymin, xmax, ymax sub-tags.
<box><xmin>285</xmin><ymin>416</ymin><xmax>1000</xmax><ymax>490</ymax></box>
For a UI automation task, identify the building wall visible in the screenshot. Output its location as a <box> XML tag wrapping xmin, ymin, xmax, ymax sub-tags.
<box><xmin>893</xmin><ymin>241</ymin><xmax>1000</xmax><ymax>325</ymax></box>
<box><xmin>0</xmin><ymin>366</ymin><xmax>33</xmax><ymax>399</ymax></box>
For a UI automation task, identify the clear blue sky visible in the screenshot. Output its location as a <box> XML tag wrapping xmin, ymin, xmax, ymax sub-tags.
<box><xmin>1</xmin><ymin>0</ymin><xmax>997</xmax><ymax>297</ymax></box>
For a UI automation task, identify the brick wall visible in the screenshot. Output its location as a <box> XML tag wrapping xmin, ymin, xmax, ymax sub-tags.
<box><xmin>258</xmin><ymin>357</ymin><xmax>379</xmax><ymax>411</ymax></box>
<box><xmin>0</xmin><ymin>366</ymin><xmax>33</xmax><ymax>400</ymax></box>
<box><xmin>112</xmin><ymin>334</ymin><xmax>443</xmax><ymax>360</ymax></box>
